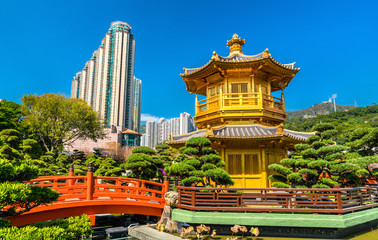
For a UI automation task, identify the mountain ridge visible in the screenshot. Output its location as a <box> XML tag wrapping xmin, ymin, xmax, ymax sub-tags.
<box><xmin>287</xmin><ymin>102</ymin><xmax>356</xmax><ymax>119</ymax></box>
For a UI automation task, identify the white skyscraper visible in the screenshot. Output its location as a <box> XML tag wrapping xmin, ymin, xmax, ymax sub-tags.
<box><xmin>140</xmin><ymin>134</ymin><xmax>146</xmax><ymax>147</ymax></box>
<box><xmin>145</xmin><ymin>121</ymin><xmax>159</xmax><ymax>148</ymax></box>
<box><xmin>71</xmin><ymin>21</ymin><xmax>141</xmax><ymax>132</ymax></box>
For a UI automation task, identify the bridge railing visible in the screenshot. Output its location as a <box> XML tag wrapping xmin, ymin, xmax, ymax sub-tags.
<box><xmin>176</xmin><ymin>185</ymin><xmax>378</xmax><ymax>214</ymax></box>
<box><xmin>27</xmin><ymin>162</ymin><xmax>169</xmax><ymax>205</ymax></box>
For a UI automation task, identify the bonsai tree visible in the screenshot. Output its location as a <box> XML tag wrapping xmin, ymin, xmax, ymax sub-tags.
<box><xmin>268</xmin><ymin>123</ymin><xmax>366</xmax><ymax>188</ymax></box>
<box><xmin>165</xmin><ymin>137</ymin><xmax>234</xmax><ymax>187</ymax></box>
<box><xmin>0</xmin><ymin>159</ymin><xmax>59</xmax><ymax>221</ymax></box>
<box><xmin>122</xmin><ymin>146</ymin><xmax>156</xmax><ymax>179</ymax></box>
<box><xmin>344</xmin><ymin>155</ymin><xmax>378</xmax><ymax>186</ymax></box>
<box><xmin>347</xmin><ymin>127</ymin><xmax>378</xmax><ymax>156</ymax></box>
<box><xmin>122</xmin><ymin>146</ymin><xmax>171</xmax><ymax>181</ymax></box>
<box><xmin>85</xmin><ymin>155</ymin><xmax>124</xmax><ymax>177</ymax></box>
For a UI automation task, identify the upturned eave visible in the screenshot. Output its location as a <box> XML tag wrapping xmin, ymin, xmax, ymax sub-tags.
<box><xmin>181</xmin><ymin>55</ymin><xmax>300</xmax><ymax>95</ymax></box>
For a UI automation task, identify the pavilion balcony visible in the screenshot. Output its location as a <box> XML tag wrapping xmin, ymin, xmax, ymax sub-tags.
<box><xmin>194</xmin><ymin>89</ymin><xmax>286</xmax><ymax>127</ymax></box>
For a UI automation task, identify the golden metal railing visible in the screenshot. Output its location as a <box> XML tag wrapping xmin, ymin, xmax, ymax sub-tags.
<box><xmin>196</xmin><ymin>91</ymin><xmax>285</xmax><ymax>115</ymax></box>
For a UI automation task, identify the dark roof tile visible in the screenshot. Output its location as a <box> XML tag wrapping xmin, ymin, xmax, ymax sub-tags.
<box><xmin>169</xmin><ymin>125</ymin><xmax>315</xmax><ymax>143</ymax></box>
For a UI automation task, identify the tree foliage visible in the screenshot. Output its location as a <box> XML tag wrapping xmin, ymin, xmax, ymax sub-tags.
<box><xmin>285</xmin><ymin>104</ymin><xmax>378</xmax><ymax>146</ymax></box>
<box><xmin>123</xmin><ymin>145</ymin><xmax>173</xmax><ymax>181</ymax></box>
<box><xmin>0</xmin><ymin>215</ymin><xmax>92</xmax><ymax>240</ymax></box>
<box><xmin>22</xmin><ymin>94</ymin><xmax>105</xmax><ymax>152</ymax></box>
<box><xmin>0</xmin><ymin>159</ymin><xmax>59</xmax><ymax>218</ymax></box>
<box><xmin>347</xmin><ymin>128</ymin><xmax>378</xmax><ymax>156</ymax></box>
<box><xmin>0</xmin><ymin>101</ymin><xmax>22</xmax><ymax>132</ymax></box>
<box><xmin>165</xmin><ymin>137</ymin><xmax>233</xmax><ymax>187</ymax></box>
<box><xmin>268</xmin><ymin>123</ymin><xmax>378</xmax><ymax>188</ymax></box>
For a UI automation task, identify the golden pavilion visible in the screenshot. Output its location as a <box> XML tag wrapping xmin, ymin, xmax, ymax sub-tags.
<box><xmin>168</xmin><ymin>34</ymin><xmax>314</xmax><ymax>188</ymax></box>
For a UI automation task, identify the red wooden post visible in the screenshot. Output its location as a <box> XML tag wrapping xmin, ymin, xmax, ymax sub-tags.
<box><xmin>141</xmin><ymin>181</ymin><xmax>145</xmax><ymax>196</ymax></box>
<box><xmin>163</xmin><ymin>176</ymin><xmax>169</xmax><ymax>194</ymax></box>
<box><xmin>89</xmin><ymin>215</ymin><xmax>96</xmax><ymax>226</ymax></box>
<box><xmin>191</xmin><ymin>183</ymin><xmax>196</xmax><ymax>210</ymax></box>
<box><xmin>86</xmin><ymin>162</ymin><xmax>94</xmax><ymax>200</ymax></box>
<box><xmin>53</xmin><ymin>178</ymin><xmax>58</xmax><ymax>189</ymax></box>
<box><xmin>177</xmin><ymin>182</ymin><xmax>181</xmax><ymax>208</ymax></box>
<box><xmin>68</xmin><ymin>163</ymin><xmax>74</xmax><ymax>186</ymax></box>
<box><xmin>335</xmin><ymin>186</ymin><xmax>342</xmax><ymax>212</ymax></box>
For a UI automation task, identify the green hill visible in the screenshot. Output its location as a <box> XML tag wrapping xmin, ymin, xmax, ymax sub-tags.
<box><xmin>287</xmin><ymin>102</ymin><xmax>356</xmax><ymax>119</ymax></box>
<box><xmin>284</xmin><ymin>104</ymin><xmax>378</xmax><ymax>133</ymax></box>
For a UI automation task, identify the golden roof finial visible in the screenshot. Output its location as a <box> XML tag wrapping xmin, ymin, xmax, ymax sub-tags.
<box><xmin>276</xmin><ymin>123</ymin><xmax>284</xmax><ymax>134</ymax></box>
<box><xmin>263</xmin><ymin>48</ymin><xmax>271</xmax><ymax>58</ymax></box>
<box><xmin>227</xmin><ymin>34</ymin><xmax>245</xmax><ymax>56</ymax></box>
<box><xmin>212</xmin><ymin>51</ymin><xmax>219</xmax><ymax>60</ymax></box>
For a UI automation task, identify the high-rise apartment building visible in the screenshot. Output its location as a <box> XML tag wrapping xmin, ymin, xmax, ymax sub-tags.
<box><xmin>142</xmin><ymin>112</ymin><xmax>197</xmax><ymax>148</ymax></box>
<box><xmin>132</xmin><ymin>77</ymin><xmax>142</xmax><ymax>133</ymax></box>
<box><xmin>71</xmin><ymin>21</ymin><xmax>141</xmax><ymax>131</ymax></box>
<box><xmin>180</xmin><ymin>112</ymin><xmax>196</xmax><ymax>134</ymax></box>
<box><xmin>145</xmin><ymin>121</ymin><xmax>159</xmax><ymax>148</ymax></box>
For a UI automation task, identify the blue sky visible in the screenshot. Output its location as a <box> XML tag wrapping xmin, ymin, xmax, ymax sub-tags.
<box><xmin>1</xmin><ymin>1</ymin><xmax>377</xmax><ymax>122</ymax></box>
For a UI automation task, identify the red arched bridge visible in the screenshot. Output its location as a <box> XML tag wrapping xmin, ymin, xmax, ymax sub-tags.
<box><xmin>7</xmin><ymin>165</ymin><xmax>169</xmax><ymax>226</ymax></box>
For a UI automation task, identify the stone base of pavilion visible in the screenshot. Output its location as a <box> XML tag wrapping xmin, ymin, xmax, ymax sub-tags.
<box><xmin>172</xmin><ymin>208</ymin><xmax>378</xmax><ymax>239</ymax></box>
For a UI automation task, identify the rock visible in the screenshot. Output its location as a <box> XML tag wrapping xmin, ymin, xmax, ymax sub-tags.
<box><xmin>129</xmin><ymin>224</ymin><xmax>184</xmax><ymax>240</ymax></box>
<box><xmin>159</xmin><ymin>191</ymin><xmax>179</xmax><ymax>233</ymax></box>
<box><xmin>161</xmin><ymin>205</ymin><xmax>172</xmax><ymax>222</ymax></box>
<box><xmin>165</xmin><ymin>191</ymin><xmax>178</xmax><ymax>207</ymax></box>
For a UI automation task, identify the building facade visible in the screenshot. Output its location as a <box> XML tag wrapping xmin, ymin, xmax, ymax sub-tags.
<box><xmin>71</xmin><ymin>21</ymin><xmax>141</xmax><ymax>132</ymax></box>
<box><xmin>145</xmin><ymin>121</ymin><xmax>159</xmax><ymax>148</ymax></box>
<box><xmin>142</xmin><ymin>112</ymin><xmax>197</xmax><ymax>148</ymax></box>
<box><xmin>132</xmin><ymin>77</ymin><xmax>142</xmax><ymax>133</ymax></box>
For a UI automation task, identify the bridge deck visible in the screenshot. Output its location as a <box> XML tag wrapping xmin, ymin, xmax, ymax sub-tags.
<box><xmin>6</xmin><ymin>173</ymin><xmax>169</xmax><ymax>226</ymax></box>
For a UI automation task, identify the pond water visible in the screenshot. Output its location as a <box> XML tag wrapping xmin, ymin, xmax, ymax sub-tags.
<box><xmin>100</xmin><ymin>223</ymin><xmax>378</xmax><ymax>239</ymax></box>
<box><xmin>249</xmin><ymin>227</ymin><xmax>378</xmax><ymax>240</ymax></box>
<box><xmin>164</xmin><ymin>227</ymin><xmax>378</xmax><ymax>240</ymax></box>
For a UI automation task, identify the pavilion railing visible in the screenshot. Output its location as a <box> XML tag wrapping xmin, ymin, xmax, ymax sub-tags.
<box><xmin>176</xmin><ymin>185</ymin><xmax>378</xmax><ymax>215</ymax></box>
<box><xmin>195</xmin><ymin>91</ymin><xmax>285</xmax><ymax>115</ymax></box>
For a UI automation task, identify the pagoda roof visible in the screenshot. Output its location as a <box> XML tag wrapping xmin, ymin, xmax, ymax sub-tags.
<box><xmin>181</xmin><ymin>34</ymin><xmax>300</xmax><ymax>95</ymax></box>
<box><xmin>167</xmin><ymin>124</ymin><xmax>315</xmax><ymax>144</ymax></box>
<box><xmin>182</xmin><ymin>50</ymin><xmax>298</xmax><ymax>76</ymax></box>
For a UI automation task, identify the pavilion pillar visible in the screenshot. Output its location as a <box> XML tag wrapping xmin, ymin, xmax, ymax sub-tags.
<box><xmin>259</xmin><ymin>143</ymin><xmax>268</xmax><ymax>188</ymax></box>
<box><xmin>220</xmin><ymin>143</ymin><xmax>227</xmax><ymax>171</ymax></box>
<box><xmin>249</xmin><ymin>74</ymin><xmax>254</xmax><ymax>92</ymax></box>
<box><xmin>281</xmin><ymin>92</ymin><xmax>286</xmax><ymax>111</ymax></box>
<box><xmin>258</xmin><ymin>85</ymin><xmax>263</xmax><ymax>108</ymax></box>
<box><xmin>195</xmin><ymin>95</ymin><xmax>199</xmax><ymax>115</ymax></box>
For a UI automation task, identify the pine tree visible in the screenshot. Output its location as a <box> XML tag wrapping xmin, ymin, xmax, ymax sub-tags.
<box><xmin>268</xmin><ymin>123</ymin><xmax>368</xmax><ymax>188</ymax></box>
<box><xmin>165</xmin><ymin>137</ymin><xmax>233</xmax><ymax>187</ymax></box>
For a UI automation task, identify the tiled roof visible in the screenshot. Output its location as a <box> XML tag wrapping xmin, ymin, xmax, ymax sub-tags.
<box><xmin>181</xmin><ymin>51</ymin><xmax>299</xmax><ymax>77</ymax></box>
<box><xmin>284</xmin><ymin>129</ymin><xmax>315</xmax><ymax>141</ymax></box>
<box><xmin>218</xmin><ymin>52</ymin><xmax>264</xmax><ymax>62</ymax></box>
<box><xmin>169</xmin><ymin>125</ymin><xmax>314</xmax><ymax>143</ymax></box>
